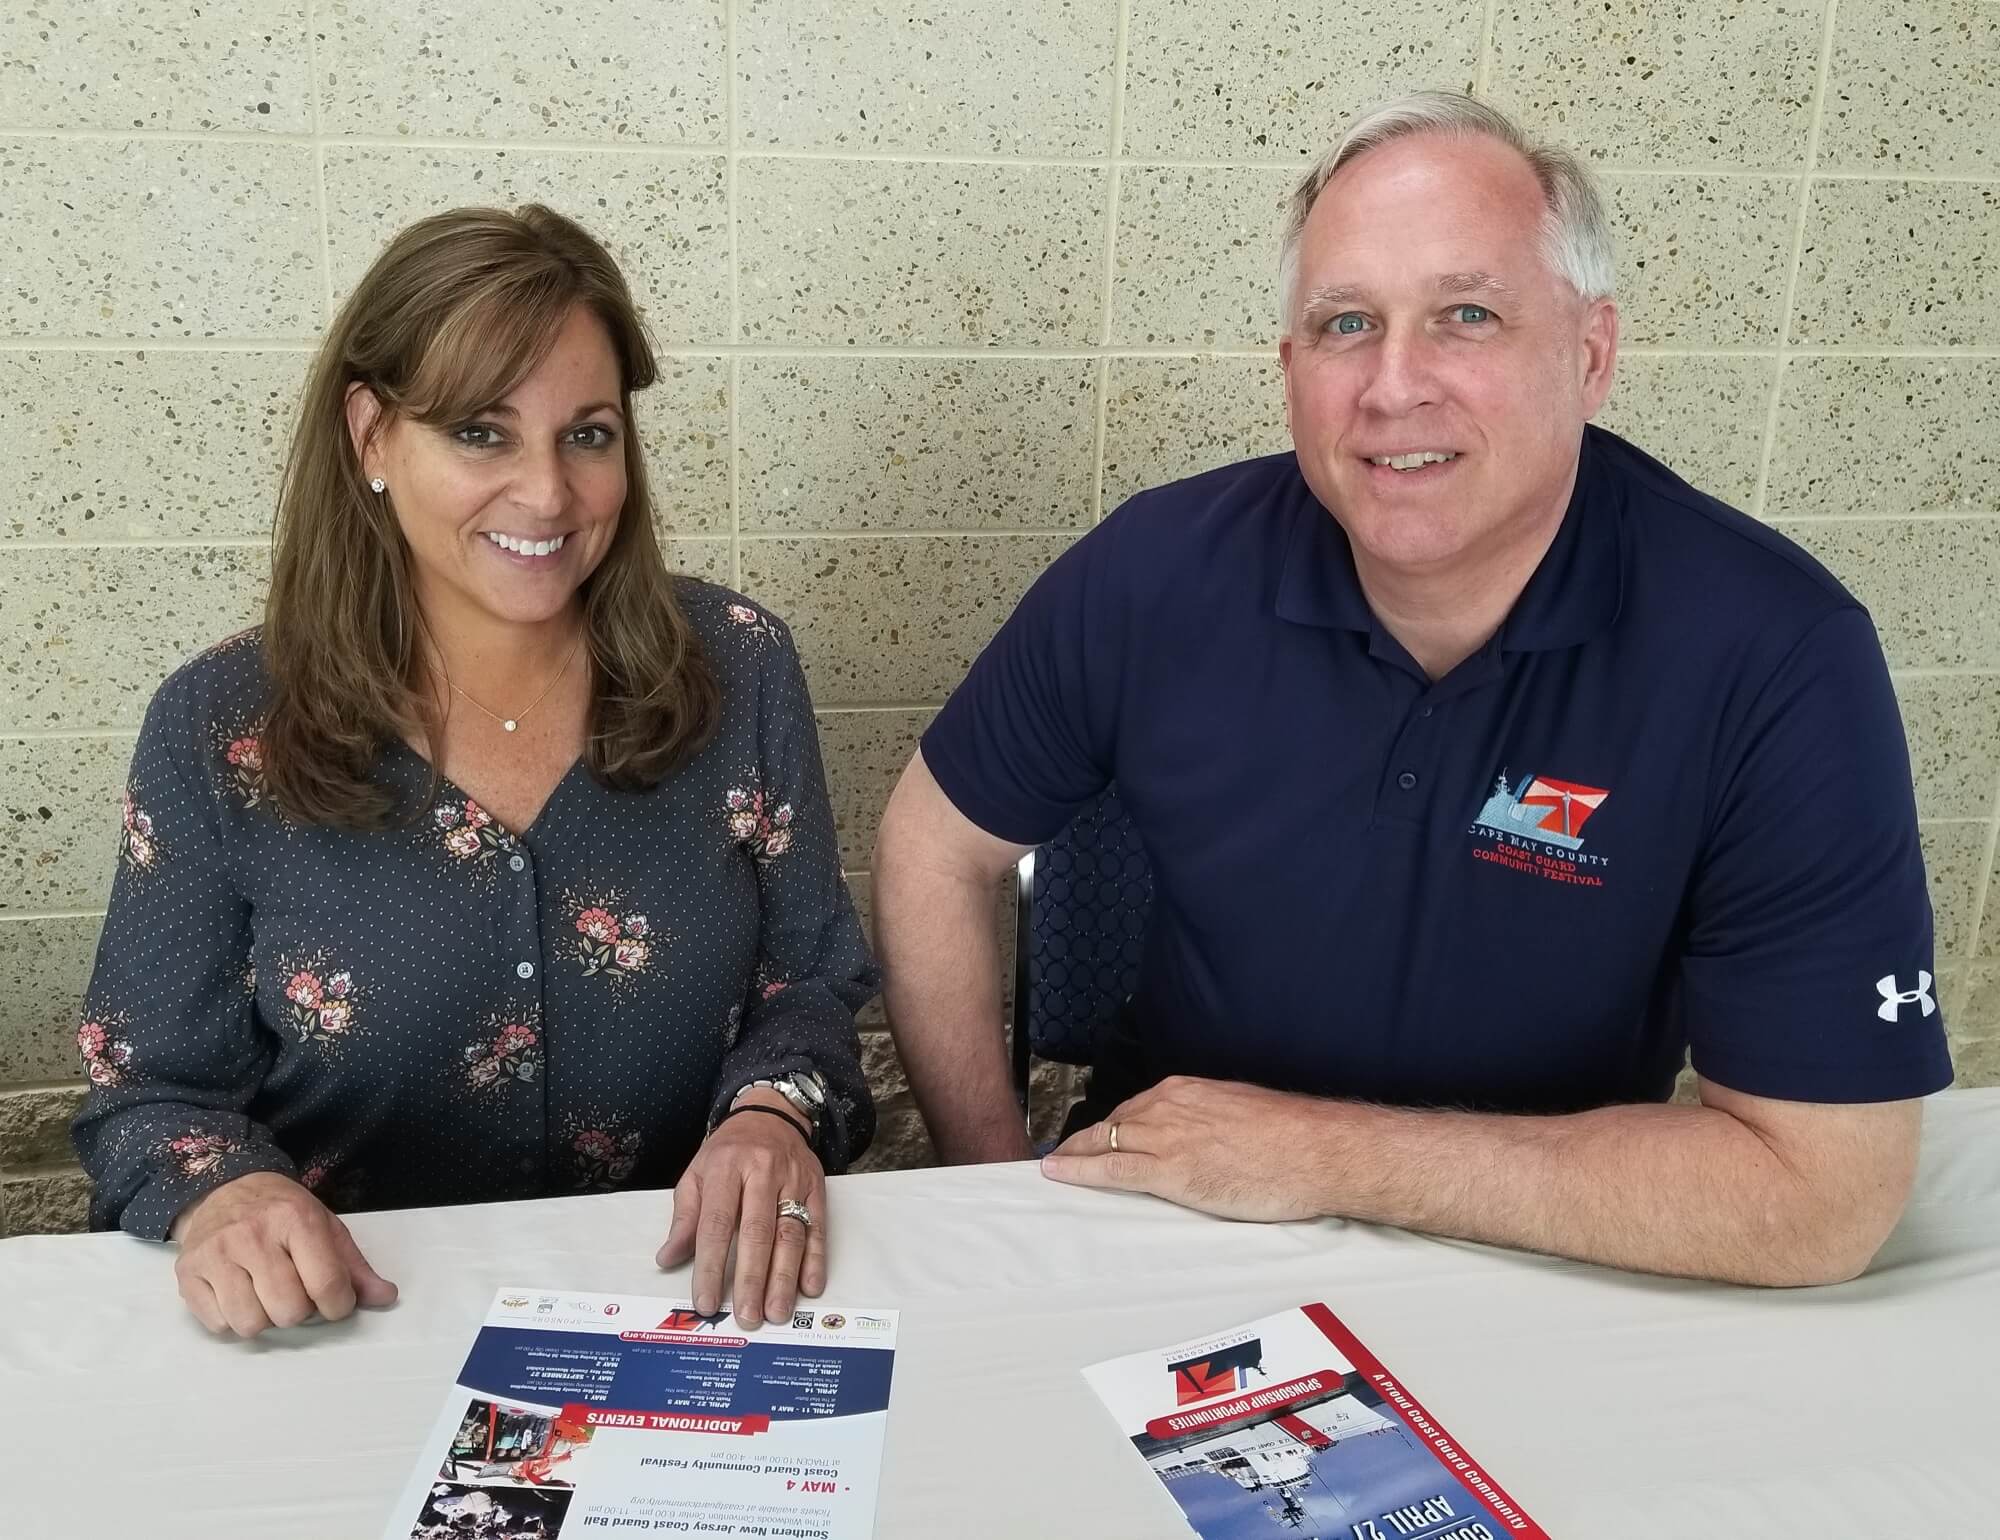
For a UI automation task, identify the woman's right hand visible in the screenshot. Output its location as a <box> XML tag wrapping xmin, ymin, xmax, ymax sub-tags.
<box><xmin>170</xmin><ymin>1171</ymin><xmax>398</xmax><ymax>1338</ymax></box>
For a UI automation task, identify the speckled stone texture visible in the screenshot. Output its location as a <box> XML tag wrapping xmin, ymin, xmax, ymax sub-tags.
<box><xmin>1120</xmin><ymin>0</ymin><xmax>1482</xmax><ymax>160</ymax></box>
<box><xmin>0</xmin><ymin>350</ymin><xmax>301</xmax><ymax>543</ymax></box>
<box><xmin>0</xmin><ymin>914</ymin><xmax>102</xmax><ymax>1082</ymax></box>
<box><xmin>1603</xmin><ymin>175</ymin><xmax>1796</xmax><ymax>347</ymax></box>
<box><xmin>1775</xmin><ymin>520</ymin><xmax>2000</xmax><ymax>671</ymax></box>
<box><xmin>0</xmin><ymin>546</ymin><xmax>269</xmax><ymax>731</ymax></box>
<box><xmin>739</xmin><ymin>357</ymin><xmax>1097</xmax><ymax>531</ymax></box>
<box><xmin>317</xmin><ymin>1</ymin><xmax>727</xmax><ymax>144</ymax></box>
<box><xmin>1100</xmin><ymin>355</ymin><xmax>1288</xmax><ymax>513</ymax></box>
<box><xmin>1818</xmin><ymin>0</ymin><xmax>1999</xmax><ymax>177</ymax></box>
<box><xmin>1893</xmin><ymin>678</ymin><xmax>2000</xmax><ymax>820</ymax></box>
<box><xmin>814</xmin><ymin>710</ymin><xmax>934</xmax><ymax>873</ymax></box>
<box><xmin>1766</xmin><ymin>359</ymin><xmax>2000</xmax><ymax>520</ymax></box>
<box><xmin>0</xmin><ymin>1166</ymin><xmax>91</xmax><ymax>1237</ymax></box>
<box><xmin>1111</xmin><ymin>166</ymin><xmax>1296</xmax><ymax>348</ymax></box>
<box><xmin>0</xmin><ymin>736</ymin><xmax>134</xmax><ymax>915</ymax></box>
<box><xmin>0</xmin><ymin>138</ymin><xmax>320</xmax><ymax>339</ymax></box>
<box><xmin>0</xmin><ymin>1084</ymin><xmax>85</xmax><ymax>1167</ymax></box>
<box><xmin>737</xmin><ymin>159</ymin><xmax>1107</xmax><ymax>347</ymax></box>
<box><xmin>322</xmin><ymin>148</ymin><xmax>731</xmax><ymax>344</ymax></box>
<box><xmin>0</xmin><ymin>0</ymin><xmax>311</xmax><ymax>134</ymax></box>
<box><xmin>737</xmin><ymin>0</ymin><xmax>1118</xmax><ymax>157</ymax></box>
<box><xmin>1594</xmin><ymin>354</ymin><xmax>1773</xmax><ymax>512</ymax></box>
<box><xmin>1489</xmin><ymin>1</ymin><xmax>1824</xmax><ymax>169</ymax></box>
<box><xmin>1791</xmin><ymin>180</ymin><xmax>2000</xmax><ymax>349</ymax></box>
<box><xmin>742</xmin><ymin>535</ymin><xmax>1076</xmax><ymax>705</ymax></box>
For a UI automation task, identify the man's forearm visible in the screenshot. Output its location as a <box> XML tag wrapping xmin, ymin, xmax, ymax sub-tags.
<box><xmin>1310</xmin><ymin>1094</ymin><xmax>1917</xmax><ymax>1286</ymax></box>
<box><xmin>874</xmin><ymin>861</ymin><xmax>1032</xmax><ymax>1164</ymax></box>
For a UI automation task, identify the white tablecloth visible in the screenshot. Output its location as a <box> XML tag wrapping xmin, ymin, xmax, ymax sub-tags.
<box><xmin>7</xmin><ymin>1088</ymin><xmax>1998</xmax><ymax>1538</ymax></box>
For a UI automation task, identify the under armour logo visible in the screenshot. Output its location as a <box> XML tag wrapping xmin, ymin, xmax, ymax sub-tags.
<box><xmin>1876</xmin><ymin>972</ymin><xmax>1936</xmax><ymax>1023</ymax></box>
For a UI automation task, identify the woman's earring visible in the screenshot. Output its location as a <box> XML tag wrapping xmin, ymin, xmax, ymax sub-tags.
<box><xmin>369</xmin><ymin>477</ymin><xmax>386</xmax><ymax>494</ymax></box>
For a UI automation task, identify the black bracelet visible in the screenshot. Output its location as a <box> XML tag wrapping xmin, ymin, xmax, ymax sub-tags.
<box><xmin>716</xmin><ymin>1101</ymin><xmax>812</xmax><ymax>1145</ymax></box>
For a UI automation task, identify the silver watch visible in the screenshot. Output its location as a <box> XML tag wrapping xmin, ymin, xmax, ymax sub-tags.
<box><xmin>736</xmin><ymin>1071</ymin><xmax>827</xmax><ymax>1135</ymax></box>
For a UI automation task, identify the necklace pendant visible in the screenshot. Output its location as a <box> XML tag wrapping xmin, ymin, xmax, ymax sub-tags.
<box><xmin>503</xmin><ymin>719</ymin><xmax>518</xmax><ymax>733</ymax></box>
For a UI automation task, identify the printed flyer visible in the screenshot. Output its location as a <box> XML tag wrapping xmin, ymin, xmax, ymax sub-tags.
<box><xmin>385</xmin><ymin>1288</ymin><xmax>898</xmax><ymax>1540</ymax></box>
<box><xmin>1084</xmin><ymin>1302</ymin><xmax>1549</xmax><ymax>1540</ymax></box>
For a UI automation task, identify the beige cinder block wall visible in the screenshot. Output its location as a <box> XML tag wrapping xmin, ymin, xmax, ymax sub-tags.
<box><xmin>3</xmin><ymin>2</ymin><xmax>1996</xmax><ymax>1233</ymax></box>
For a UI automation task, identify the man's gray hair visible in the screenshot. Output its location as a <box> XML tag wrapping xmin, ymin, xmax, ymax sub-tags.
<box><xmin>1279</xmin><ymin>92</ymin><xmax>1617</xmax><ymax>325</ymax></box>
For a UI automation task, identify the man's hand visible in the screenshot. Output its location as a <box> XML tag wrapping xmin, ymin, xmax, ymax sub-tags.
<box><xmin>1040</xmin><ymin>1076</ymin><xmax>1332</xmax><ymax>1221</ymax></box>
<box><xmin>171</xmin><ymin>1171</ymin><xmax>398</xmax><ymax>1338</ymax></box>
<box><xmin>658</xmin><ymin>1094</ymin><xmax>827</xmax><ymax>1329</ymax></box>
<box><xmin>1043</xmin><ymin>1070</ymin><xmax>1924</xmax><ymax>1286</ymax></box>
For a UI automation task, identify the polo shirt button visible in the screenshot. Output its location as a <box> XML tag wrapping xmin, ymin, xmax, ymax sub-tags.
<box><xmin>1396</xmin><ymin>770</ymin><xmax>1420</xmax><ymax>791</ymax></box>
<box><xmin>517</xmin><ymin>961</ymin><xmax>536</xmax><ymax>979</ymax></box>
<box><xmin>509</xmin><ymin>854</ymin><xmax>526</xmax><ymax>872</ymax></box>
<box><xmin>1420</xmin><ymin>705</ymin><xmax>1435</xmax><ymax>719</ymax></box>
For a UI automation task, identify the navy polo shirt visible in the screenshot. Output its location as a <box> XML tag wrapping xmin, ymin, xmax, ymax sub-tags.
<box><xmin>922</xmin><ymin>426</ymin><xmax>1953</xmax><ymax>1114</ymax></box>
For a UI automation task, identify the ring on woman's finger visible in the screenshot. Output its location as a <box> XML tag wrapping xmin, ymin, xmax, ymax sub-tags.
<box><xmin>1107</xmin><ymin>1121</ymin><xmax>1121</xmax><ymax>1154</ymax></box>
<box><xmin>776</xmin><ymin>1197</ymin><xmax>813</xmax><ymax>1229</ymax></box>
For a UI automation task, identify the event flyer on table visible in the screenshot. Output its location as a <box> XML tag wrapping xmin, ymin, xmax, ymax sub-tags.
<box><xmin>1085</xmin><ymin>1301</ymin><xmax>1550</xmax><ymax>1540</ymax></box>
<box><xmin>386</xmin><ymin>1288</ymin><xmax>898</xmax><ymax>1540</ymax></box>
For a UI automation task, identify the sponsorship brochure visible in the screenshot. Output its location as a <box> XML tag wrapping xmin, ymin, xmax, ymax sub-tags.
<box><xmin>1085</xmin><ymin>1302</ymin><xmax>1549</xmax><ymax>1540</ymax></box>
<box><xmin>387</xmin><ymin>1288</ymin><xmax>898</xmax><ymax>1540</ymax></box>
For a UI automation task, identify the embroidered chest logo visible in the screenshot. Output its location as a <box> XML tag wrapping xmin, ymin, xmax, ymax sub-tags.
<box><xmin>1467</xmin><ymin>769</ymin><xmax>1612</xmax><ymax>887</ymax></box>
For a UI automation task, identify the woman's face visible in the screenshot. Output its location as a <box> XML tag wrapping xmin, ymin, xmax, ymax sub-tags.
<box><xmin>350</xmin><ymin>304</ymin><xmax>628</xmax><ymax>633</ymax></box>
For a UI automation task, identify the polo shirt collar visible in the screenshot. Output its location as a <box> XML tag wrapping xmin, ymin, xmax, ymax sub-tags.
<box><xmin>1273</xmin><ymin>427</ymin><xmax>1624</xmax><ymax>654</ymax></box>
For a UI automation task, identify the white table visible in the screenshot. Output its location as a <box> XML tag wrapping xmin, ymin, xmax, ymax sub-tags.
<box><xmin>7</xmin><ymin>1089</ymin><xmax>1998</xmax><ymax>1538</ymax></box>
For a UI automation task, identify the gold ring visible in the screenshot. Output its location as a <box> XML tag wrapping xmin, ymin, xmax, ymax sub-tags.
<box><xmin>1108</xmin><ymin>1121</ymin><xmax>1120</xmax><ymax>1153</ymax></box>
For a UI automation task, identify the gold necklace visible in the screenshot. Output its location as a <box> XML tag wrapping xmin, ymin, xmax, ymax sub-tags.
<box><xmin>433</xmin><ymin>628</ymin><xmax>585</xmax><ymax>733</ymax></box>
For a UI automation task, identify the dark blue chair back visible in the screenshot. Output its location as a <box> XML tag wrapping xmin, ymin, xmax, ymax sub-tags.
<box><xmin>1011</xmin><ymin>786</ymin><xmax>1153</xmax><ymax>1108</ymax></box>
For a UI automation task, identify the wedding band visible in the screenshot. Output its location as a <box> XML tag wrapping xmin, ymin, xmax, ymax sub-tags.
<box><xmin>1107</xmin><ymin>1121</ymin><xmax>1120</xmax><ymax>1154</ymax></box>
<box><xmin>777</xmin><ymin>1198</ymin><xmax>813</xmax><ymax>1228</ymax></box>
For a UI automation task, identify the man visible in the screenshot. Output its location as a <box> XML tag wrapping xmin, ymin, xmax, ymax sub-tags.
<box><xmin>871</xmin><ymin>94</ymin><xmax>1951</xmax><ymax>1286</ymax></box>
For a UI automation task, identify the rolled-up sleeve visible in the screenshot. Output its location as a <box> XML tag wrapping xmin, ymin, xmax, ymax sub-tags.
<box><xmin>70</xmin><ymin>673</ymin><xmax>293</xmax><ymax>1238</ymax></box>
<box><xmin>707</xmin><ymin>623</ymin><xmax>880</xmax><ymax>1170</ymax></box>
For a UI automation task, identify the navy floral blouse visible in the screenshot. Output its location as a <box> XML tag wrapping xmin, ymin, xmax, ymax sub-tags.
<box><xmin>70</xmin><ymin>581</ymin><xmax>879</xmax><ymax>1239</ymax></box>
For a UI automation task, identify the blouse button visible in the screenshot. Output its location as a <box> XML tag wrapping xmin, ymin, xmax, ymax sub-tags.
<box><xmin>509</xmin><ymin>854</ymin><xmax>526</xmax><ymax>872</ymax></box>
<box><xmin>516</xmin><ymin>961</ymin><xmax>536</xmax><ymax>979</ymax></box>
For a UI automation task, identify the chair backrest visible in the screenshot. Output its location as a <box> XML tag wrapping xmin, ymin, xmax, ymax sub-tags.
<box><xmin>1011</xmin><ymin>786</ymin><xmax>1153</xmax><ymax>1103</ymax></box>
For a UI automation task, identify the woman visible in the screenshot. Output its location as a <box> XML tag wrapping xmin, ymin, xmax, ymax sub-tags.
<box><xmin>70</xmin><ymin>205</ymin><xmax>877</xmax><ymax>1338</ymax></box>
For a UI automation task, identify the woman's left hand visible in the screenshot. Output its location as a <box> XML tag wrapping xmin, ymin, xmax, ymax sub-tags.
<box><xmin>658</xmin><ymin>1092</ymin><xmax>826</xmax><ymax>1328</ymax></box>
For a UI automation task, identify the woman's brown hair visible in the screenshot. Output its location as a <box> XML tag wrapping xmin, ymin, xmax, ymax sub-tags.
<box><xmin>260</xmin><ymin>204</ymin><xmax>720</xmax><ymax>827</ymax></box>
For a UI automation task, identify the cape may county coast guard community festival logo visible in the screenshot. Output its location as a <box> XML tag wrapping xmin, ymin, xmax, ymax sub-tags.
<box><xmin>1467</xmin><ymin>769</ymin><xmax>1610</xmax><ymax>888</ymax></box>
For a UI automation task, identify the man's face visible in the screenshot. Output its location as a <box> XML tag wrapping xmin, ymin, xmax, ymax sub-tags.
<box><xmin>1279</xmin><ymin>132</ymin><xmax>1618</xmax><ymax>577</ymax></box>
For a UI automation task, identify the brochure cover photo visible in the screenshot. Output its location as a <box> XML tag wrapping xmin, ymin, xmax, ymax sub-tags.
<box><xmin>1085</xmin><ymin>1301</ymin><xmax>1549</xmax><ymax>1540</ymax></box>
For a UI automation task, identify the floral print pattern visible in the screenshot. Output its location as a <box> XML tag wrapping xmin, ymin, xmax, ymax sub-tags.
<box><xmin>567</xmin><ymin>1115</ymin><xmax>643</xmax><ymax>1190</ymax></box>
<box><xmin>299</xmin><ymin>1156</ymin><xmax>365</xmax><ymax>1210</ymax></box>
<box><xmin>222</xmin><ymin>730</ymin><xmax>269</xmax><ymax>809</ymax></box>
<box><xmin>165</xmin><ymin>1132</ymin><xmax>242</xmax><ymax>1180</ymax></box>
<box><xmin>725</xmin><ymin>602</ymin><xmax>785</xmax><ymax>646</ymax></box>
<box><xmin>725</xmin><ymin>782</ymin><xmax>794</xmax><ymax>861</ymax></box>
<box><xmin>119</xmin><ymin>788</ymin><xmax>164</xmax><ymax>874</ymax></box>
<box><xmin>462</xmin><ymin>1016</ymin><xmax>544</xmax><ymax>1092</ymax></box>
<box><xmin>279</xmin><ymin>956</ymin><xmax>361</xmax><ymax>1045</ymax></box>
<box><xmin>566</xmin><ymin>897</ymin><xmax>654</xmax><ymax>983</ymax></box>
<box><xmin>76</xmin><ymin>1014</ymin><xmax>134</xmax><ymax>1087</ymax></box>
<box><xmin>435</xmin><ymin>798</ymin><xmax>509</xmax><ymax>868</ymax></box>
